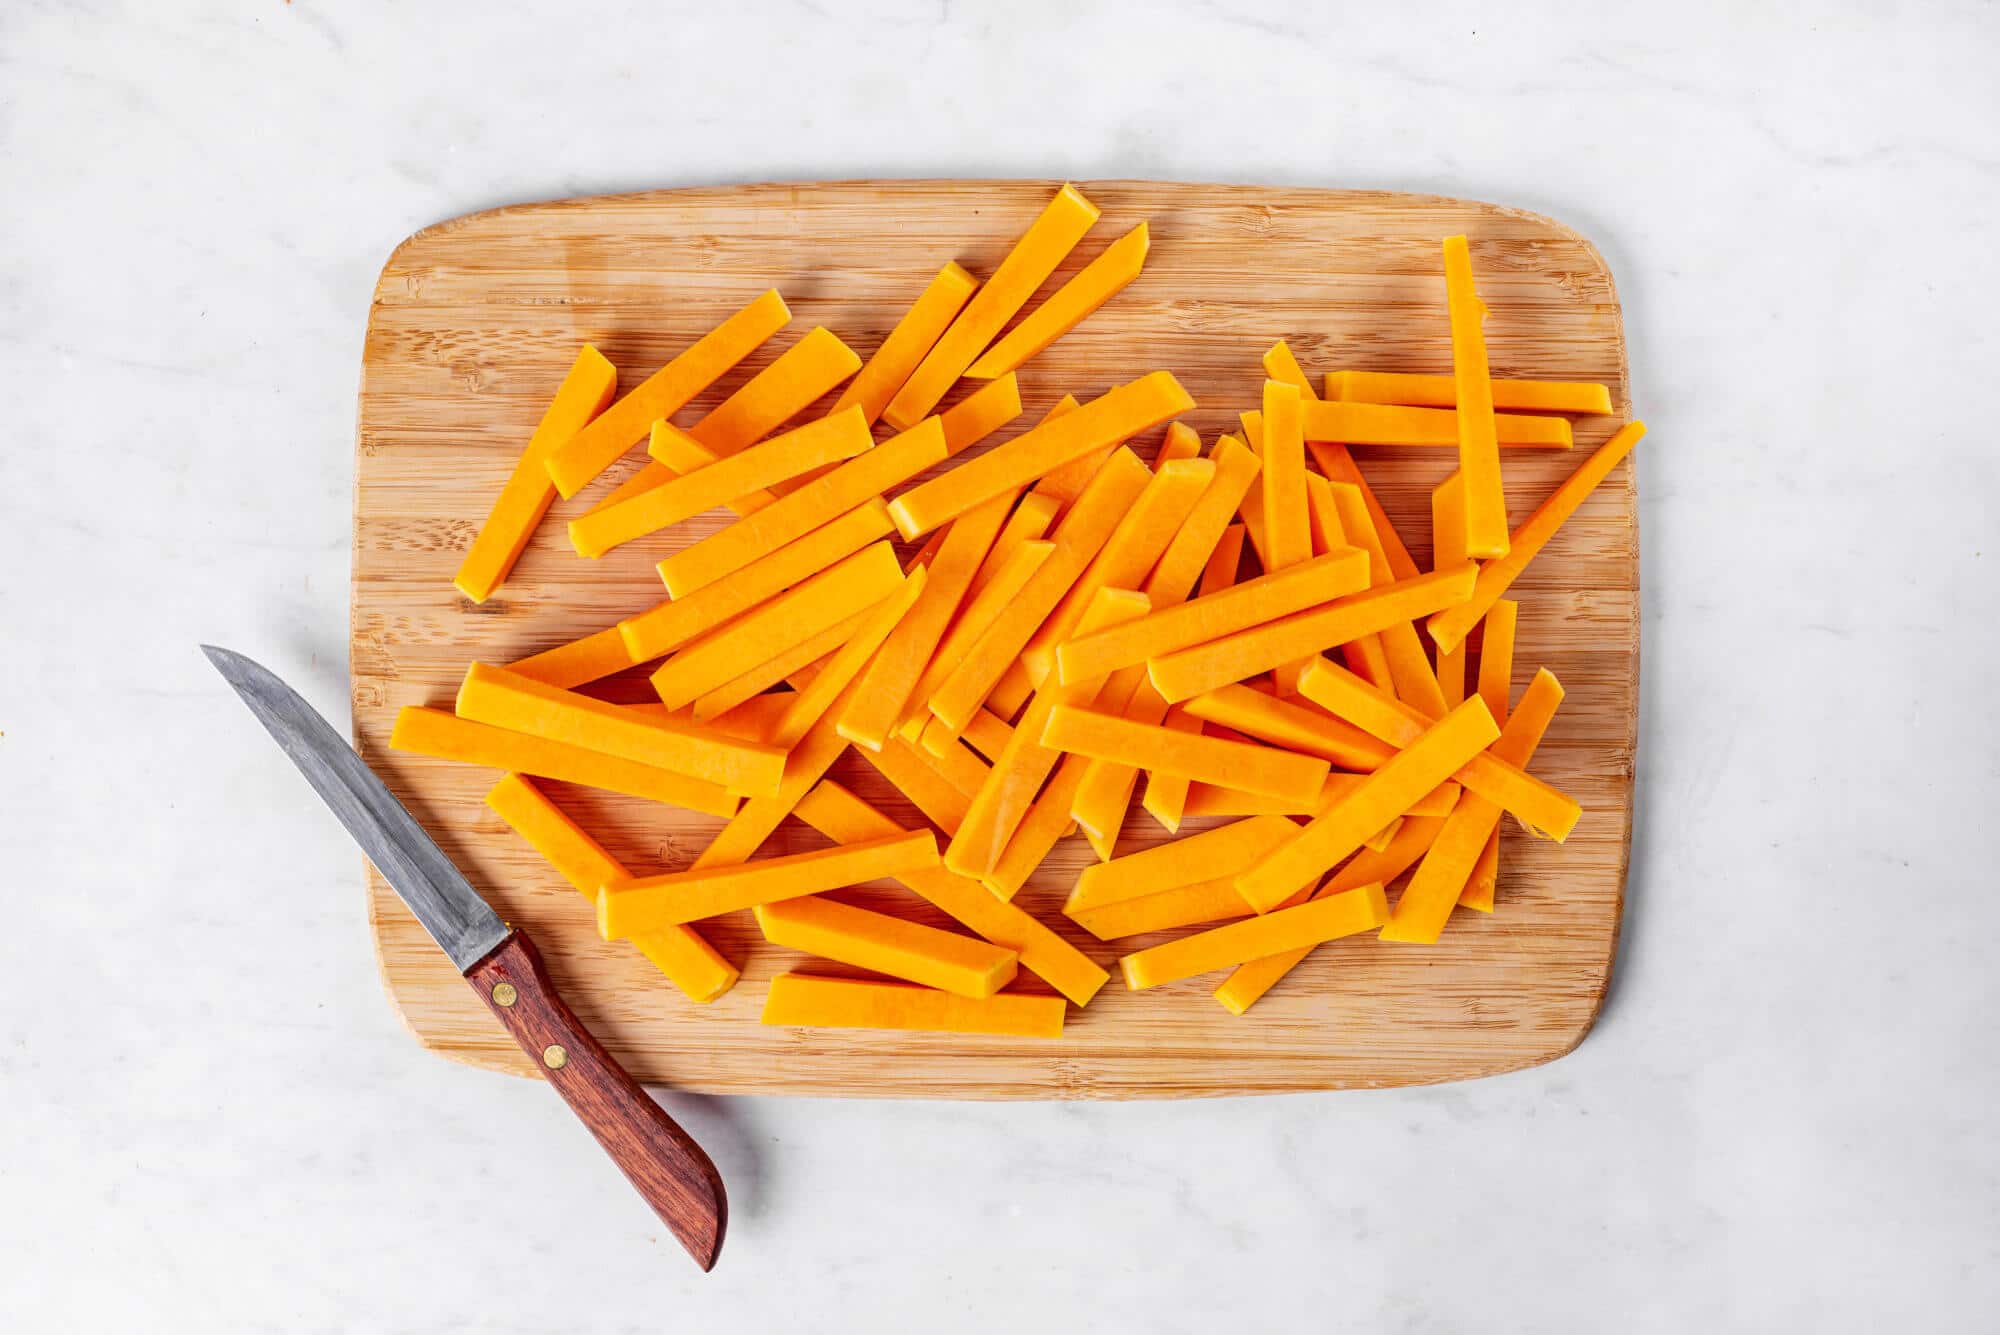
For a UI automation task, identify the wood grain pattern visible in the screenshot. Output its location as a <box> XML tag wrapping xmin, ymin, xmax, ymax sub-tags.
<box><xmin>464</xmin><ymin>932</ymin><xmax>726</xmax><ymax>1267</ymax></box>
<box><xmin>355</xmin><ymin>181</ymin><xmax>1634</xmax><ymax>1099</ymax></box>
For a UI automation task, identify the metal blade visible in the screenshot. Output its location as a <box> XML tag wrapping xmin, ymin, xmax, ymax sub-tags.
<box><xmin>202</xmin><ymin>645</ymin><xmax>510</xmax><ymax>972</ymax></box>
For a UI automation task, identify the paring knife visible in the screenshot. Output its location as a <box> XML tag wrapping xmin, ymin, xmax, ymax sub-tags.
<box><xmin>202</xmin><ymin>646</ymin><xmax>727</xmax><ymax>1270</ymax></box>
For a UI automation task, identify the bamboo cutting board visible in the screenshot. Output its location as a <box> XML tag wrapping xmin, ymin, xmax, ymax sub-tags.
<box><xmin>354</xmin><ymin>180</ymin><xmax>1633</xmax><ymax>1099</ymax></box>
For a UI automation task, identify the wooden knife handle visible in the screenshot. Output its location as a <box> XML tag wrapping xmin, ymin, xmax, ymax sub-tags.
<box><xmin>465</xmin><ymin>931</ymin><xmax>727</xmax><ymax>1270</ymax></box>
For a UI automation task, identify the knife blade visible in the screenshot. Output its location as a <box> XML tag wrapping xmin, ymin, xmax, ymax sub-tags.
<box><xmin>203</xmin><ymin>645</ymin><xmax>727</xmax><ymax>1269</ymax></box>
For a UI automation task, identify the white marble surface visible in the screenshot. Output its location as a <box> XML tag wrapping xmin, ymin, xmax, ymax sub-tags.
<box><xmin>4</xmin><ymin>2</ymin><xmax>1997</xmax><ymax>1329</ymax></box>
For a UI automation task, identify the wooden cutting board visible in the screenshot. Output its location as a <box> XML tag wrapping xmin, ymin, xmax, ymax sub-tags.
<box><xmin>354</xmin><ymin>180</ymin><xmax>1633</xmax><ymax>1099</ymax></box>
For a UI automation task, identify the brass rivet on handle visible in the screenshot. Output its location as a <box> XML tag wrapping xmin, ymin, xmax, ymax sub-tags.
<box><xmin>491</xmin><ymin>982</ymin><xmax>518</xmax><ymax>1007</ymax></box>
<box><xmin>542</xmin><ymin>1044</ymin><xmax>568</xmax><ymax>1070</ymax></box>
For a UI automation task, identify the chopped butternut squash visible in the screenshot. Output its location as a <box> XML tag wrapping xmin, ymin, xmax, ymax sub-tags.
<box><xmin>650</xmin><ymin>543</ymin><xmax>904</xmax><ymax>710</ymax></box>
<box><xmin>1301</xmin><ymin>400</ymin><xmax>1571</xmax><ymax>449</ymax></box>
<box><xmin>755</xmin><ymin>896</ymin><xmax>1018</xmax><ymax>998</ymax></box>
<box><xmin>1296</xmin><ymin>657</ymin><xmax>1579</xmax><ymax>840</ymax></box>
<box><xmin>1442</xmin><ymin>235</ymin><xmax>1509</xmax><ymax>557</ymax></box>
<box><xmin>841</xmin><ymin>491</ymin><xmax>1014</xmax><ymax>751</ymax></box>
<box><xmin>484</xmin><ymin>774</ymin><xmax>738</xmax><ymax>1003</ymax></box>
<box><xmin>1327</xmin><ymin>369</ymin><xmax>1612</xmax><ymax>415</ymax></box>
<box><xmin>1020</xmin><ymin>456</ymin><xmax>1214</xmax><ymax>686</ymax></box>
<box><xmin>600</xmin><ymin>830</ymin><xmax>937</xmax><ymax>935</ymax></box>
<box><xmin>389</xmin><ymin>706</ymin><xmax>737</xmax><ymax>817</ymax></box>
<box><xmin>1056</xmin><ymin>546</ymin><xmax>1370</xmax><ymax>686</ymax></box>
<box><xmin>793</xmin><ymin>782</ymin><xmax>1108</xmax><ymax>1004</ymax></box>
<box><xmin>926</xmin><ymin>448</ymin><xmax>1150</xmax><ymax>734</ymax></box>
<box><xmin>1041</xmin><ymin>706</ymin><xmax>1330</xmax><ymax>806</ymax></box>
<box><xmin>1427</xmin><ymin>421</ymin><xmax>1646</xmax><ymax>652</ymax></box>
<box><xmin>454</xmin><ymin>345</ymin><xmax>618</xmax><ymax>603</ymax></box>
<box><xmin>1120</xmin><ymin>884</ymin><xmax>1389</xmax><ymax>989</ymax></box>
<box><xmin>660</xmin><ymin>415</ymin><xmax>947</xmax><ymax>597</ymax></box>
<box><xmin>882</xmin><ymin>184</ymin><xmax>1101</xmax><ymax>428</ymax></box>
<box><xmin>569</xmin><ymin>406</ymin><xmax>871</xmax><ymax>558</ymax></box>
<box><xmin>1148</xmin><ymin>563</ymin><xmax>1476</xmax><ymax>705</ymax></box>
<box><xmin>1065</xmin><ymin>814</ymin><xmax>1297</xmax><ymax>915</ymax></box>
<box><xmin>1380</xmin><ymin>668</ymin><xmax>1565</xmax><ymax>943</ymax></box>
<box><xmin>454</xmin><ymin>661</ymin><xmax>787</xmax><ymax>798</ymax></box>
<box><xmin>965</xmin><ymin>221</ymin><xmax>1150</xmax><ymax>378</ymax></box>
<box><xmin>834</xmin><ymin>262</ymin><xmax>979</xmax><ymax>426</ymax></box>
<box><xmin>889</xmin><ymin>371</ymin><xmax>1195</xmax><ymax>539</ymax></box>
<box><xmin>546</xmin><ymin>289</ymin><xmax>789</xmax><ymax>498</ymax></box>
<box><xmin>1234</xmin><ymin>697</ymin><xmax>1499</xmax><ymax>913</ymax></box>
<box><xmin>619</xmin><ymin>499</ymin><xmax>896</xmax><ymax>661</ymax></box>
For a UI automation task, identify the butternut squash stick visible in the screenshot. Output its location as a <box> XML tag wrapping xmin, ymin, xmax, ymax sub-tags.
<box><xmin>1069</xmin><ymin>876</ymin><xmax>1253</xmax><ymax>942</ymax></box>
<box><xmin>620</xmin><ymin>500</ymin><xmax>894</xmax><ymax>661</ymax></box>
<box><xmin>1210</xmin><ymin>815</ymin><xmax>1446</xmax><ymax>1014</ymax></box>
<box><xmin>1120</xmin><ymin>885</ymin><xmax>1389</xmax><ymax>990</ymax></box>
<box><xmin>1021</xmin><ymin>456</ymin><xmax>1214</xmax><ymax>687</ymax></box>
<box><xmin>892</xmin><ymin>538</ymin><xmax>1054</xmax><ymax>744</ymax></box>
<box><xmin>1295</xmin><ymin>657</ymin><xmax>1580</xmax><ymax>841</ymax></box>
<box><xmin>650</xmin><ymin>543</ymin><xmax>904</xmax><ymax>710</ymax></box>
<box><xmin>599</xmin><ymin>830</ymin><xmax>938</xmax><ymax>935</ymax></box>
<box><xmin>1427</xmin><ymin>421</ymin><xmax>1646</xmax><ymax>653</ymax></box>
<box><xmin>688</xmin><ymin>603</ymin><xmax>868</xmax><ymax>725</ymax></box>
<box><xmin>567</xmin><ymin>407</ymin><xmax>872</xmax><ymax>558</ymax></box>
<box><xmin>794</xmin><ymin>782</ymin><xmax>1108</xmax><ymax>1005</ymax></box>
<box><xmin>1462</xmin><ymin>597</ymin><xmax>1519</xmax><ymax>912</ymax></box>
<box><xmin>389</xmin><ymin>707</ymin><xmax>737</xmax><ymax>818</ymax></box>
<box><xmin>1148</xmin><ymin>563</ymin><xmax>1477</xmax><ymax>705</ymax></box>
<box><xmin>1381</xmin><ymin>669</ymin><xmax>1565</xmax><ymax>942</ymax></box>
<box><xmin>889</xmin><ymin>371</ymin><xmax>1195</xmax><ymax>539</ymax></box>
<box><xmin>754</xmin><ymin>896</ymin><xmax>1018</xmax><ymax>998</ymax></box>
<box><xmin>1067</xmin><ymin>436</ymin><xmax>1262</xmax><ymax>842</ymax></box>
<box><xmin>546</xmin><ymin>288</ymin><xmax>789</xmax><ymax>498</ymax></box>
<box><xmin>1183</xmin><ymin>774</ymin><xmax>1459</xmax><ymax>820</ymax></box>
<box><xmin>1235</xmin><ymin>697</ymin><xmax>1500</xmax><ymax>913</ymax></box>
<box><xmin>1432</xmin><ymin>472</ymin><xmax>1470</xmax><ymax>707</ymax></box>
<box><xmin>621</xmin><ymin>323</ymin><xmax>866</xmax><ymax>514</ymax></box>
<box><xmin>833</xmin><ymin>261</ymin><xmax>978</xmax><ymax>427</ymax></box>
<box><xmin>1180</xmin><ymin>683</ymin><xmax>1395</xmax><ymax>771</ymax></box>
<box><xmin>922</xmin><ymin>708</ymin><xmax>1014</xmax><ymax>764</ymax></box>
<box><xmin>937</xmin><ymin>372</ymin><xmax>1026</xmax><ymax>457</ymax></box>
<box><xmin>766</xmin><ymin>567</ymin><xmax>928</xmax><ymax>749</ymax></box>
<box><xmin>981</xmin><ymin>753</ymin><xmax>1091</xmax><ymax>901</ymax></box>
<box><xmin>883</xmin><ymin>183</ymin><xmax>1100</xmax><ymax>429</ymax></box>
<box><xmin>454</xmin><ymin>345</ymin><xmax>617</xmax><ymax>602</ymax></box>
<box><xmin>944</xmin><ymin>588</ymin><xmax>1150</xmax><ymax>879</ymax></box>
<box><xmin>1442</xmin><ymin>235</ymin><xmax>1509</xmax><ymax>556</ymax></box>
<box><xmin>659</xmin><ymin>415</ymin><xmax>947</xmax><ymax>597</ymax></box>
<box><xmin>967</xmin><ymin>493</ymin><xmax>1060</xmax><ymax>599</ymax></box>
<box><xmin>855</xmin><ymin>737</ymin><xmax>972</xmax><ymax>837</ymax></box>
<box><xmin>841</xmin><ymin>491</ymin><xmax>1014</xmax><ymax>751</ymax></box>
<box><xmin>1041</xmin><ymin>706</ymin><xmax>1330</xmax><ymax>807</ymax></box>
<box><xmin>1306</xmin><ymin>472</ymin><xmax>1394</xmax><ymax>692</ymax></box>
<box><xmin>1301</xmin><ymin>399</ymin><xmax>1571</xmax><ymax>450</ymax></box>
<box><xmin>1327</xmin><ymin>480</ymin><xmax>1448</xmax><ymax>717</ymax></box>
<box><xmin>966</xmin><ymin>221</ymin><xmax>1150</xmax><ymax>378</ymax></box>
<box><xmin>1153</xmin><ymin>420</ymin><xmax>1202</xmax><ymax>467</ymax></box>
<box><xmin>454</xmin><ymin>662</ymin><xmax>787</xmax><ymax>797</ymax></box>
<box><xmin>1065</xmin><ymin>815</ymin><xmax>1298</xmax><ymax>916</ymax></box>
<box><xmin>1260</xmin><ymin>379</ymin><xmax>1313</xmax><ymax>690</ymax></box>
<box><xmin>1056</xmin><ymin>546</ymin><xmax>1370</xmax><ymax>687</ymax></box>
<box><xmin>926</xmin><ymin>448</ymin><xmax>1151</xmax><ymax>735</ymax></box>
<box><xmin>761</xmin><ymin>973</ymin><xmax>1065</xmax><ymax>1039</ymax></box>
<box><xmin>1140</xmin><ymin>524</ymin><xmax>1246</xmax><ymax>833</ymax></box>
<box><xmin>1326</xmin><ymin>370</ymin><xmax>1612</xmax><ymax>416</ymax></box>
<box><xmin>507</xmin><ymin>626</ymin><xmax>641</xmax><ymax>691</ymax></box>
<box><xmin>484</xmin><ymin>775</ymin><xmax>738</xmax><ymax>1003</ymax></box>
